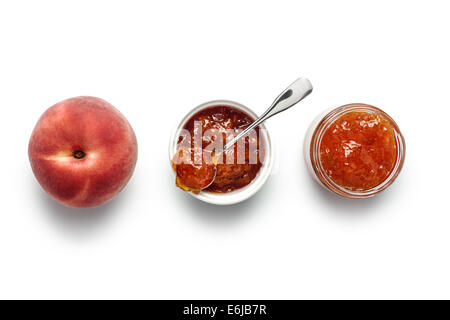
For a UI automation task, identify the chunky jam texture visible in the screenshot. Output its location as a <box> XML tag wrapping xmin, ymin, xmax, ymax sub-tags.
<box><xmin>176</xmin><ymin>105</ymin><xmax>264</xmax><ymax>193</ymax></box>
<box><xmin>319</xmin><ymin>111</ymin><xmax>397</xmax><ymax>191</ymax></box>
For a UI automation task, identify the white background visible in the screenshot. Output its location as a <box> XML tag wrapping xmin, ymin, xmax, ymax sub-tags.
<box><xmin>0</xmin><ymin>0</ymin><xmax>449</xmax><ymax>300</ymax></box>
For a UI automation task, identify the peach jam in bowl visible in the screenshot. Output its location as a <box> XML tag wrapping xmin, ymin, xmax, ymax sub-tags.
<box><xmin>304</xmin><ymin>103</ymin><xmax>405</xmax><ymax>198</ymax></box>
<box><xmin>169</xmin><ymin>100</ymin><xmax>274</xmax><ymax>205</ymax></box>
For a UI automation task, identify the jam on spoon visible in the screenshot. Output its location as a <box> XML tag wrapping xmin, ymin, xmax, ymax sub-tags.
<box><xmin>171</xmin><ymin>147</ymin><xmax>216</xmax><ymax>194</ymax></box>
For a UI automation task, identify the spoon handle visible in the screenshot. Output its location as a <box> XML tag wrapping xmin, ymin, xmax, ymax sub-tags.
<box><xmin>222</xmin><ymin>77</ymin><xmax>313</xmax><ymax>151</ymax></box>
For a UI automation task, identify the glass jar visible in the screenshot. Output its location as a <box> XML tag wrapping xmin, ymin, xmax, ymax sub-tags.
<box><xmin>304</xmin><ymin>103</ymin><xmax>405</xmax><ymax>198</ymax></box>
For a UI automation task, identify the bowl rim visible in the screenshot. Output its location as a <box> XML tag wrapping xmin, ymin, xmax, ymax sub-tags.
<box><xmin>168</xmin><ymin>99</ymin><xmax>274</xmax><ymax>205</ymax></box>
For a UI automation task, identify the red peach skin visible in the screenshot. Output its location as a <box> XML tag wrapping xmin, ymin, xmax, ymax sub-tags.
<box><xmin>28</xmin><ymin>96</ymin><xmax>138</xmax><ymax>208</ymax></box>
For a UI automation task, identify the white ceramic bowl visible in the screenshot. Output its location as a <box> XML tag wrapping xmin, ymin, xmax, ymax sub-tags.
<box><xmin>169</xmin><ymin>100</ymin><xmax>274</xmax><ymax>205</ymax></box>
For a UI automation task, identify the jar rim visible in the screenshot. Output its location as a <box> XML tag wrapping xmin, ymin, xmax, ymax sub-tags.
<box><xmin>309</xmin><ymin>103</ymin><xmax>406</xmax><ymax>198</ymax></box>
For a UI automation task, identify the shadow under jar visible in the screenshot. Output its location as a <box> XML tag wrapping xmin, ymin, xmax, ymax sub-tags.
<box><xmin>305</xmin><ymin>103</ymin><xmax>405</xmax><ymax>198</ymax></box>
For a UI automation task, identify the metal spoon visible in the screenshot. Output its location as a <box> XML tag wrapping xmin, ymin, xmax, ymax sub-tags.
<box><xmin>196</xmin><ymin>77</ymin><xmax>313</xmax><ymax>190</ymax></box>
<box><xmin>223</xmin><ymin>77</ymin><xmax>313</xmax><ymax>151</ymax></box>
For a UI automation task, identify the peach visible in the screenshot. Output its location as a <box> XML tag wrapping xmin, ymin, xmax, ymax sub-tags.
<box><xmin>29</xmin><ymin>96</ymin><xmax>138</xmax><ymax>208</ymax></box>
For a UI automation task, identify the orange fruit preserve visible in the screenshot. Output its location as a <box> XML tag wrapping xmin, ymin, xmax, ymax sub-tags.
<box><xmin>319</xmin><ymin>111</ymin><xmax>397</xmax><ymax>191</ymax></box>
<box><xmin>174</xmin><ymin>105</ymin><xmax>265</xmax><ymax>193</ymax></box>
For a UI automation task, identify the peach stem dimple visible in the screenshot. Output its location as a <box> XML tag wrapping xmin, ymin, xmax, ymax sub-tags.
<box><xmin>73</xmin><ymin>150</ymin><xmax>86</xmax><ymax>159</ymax></box>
